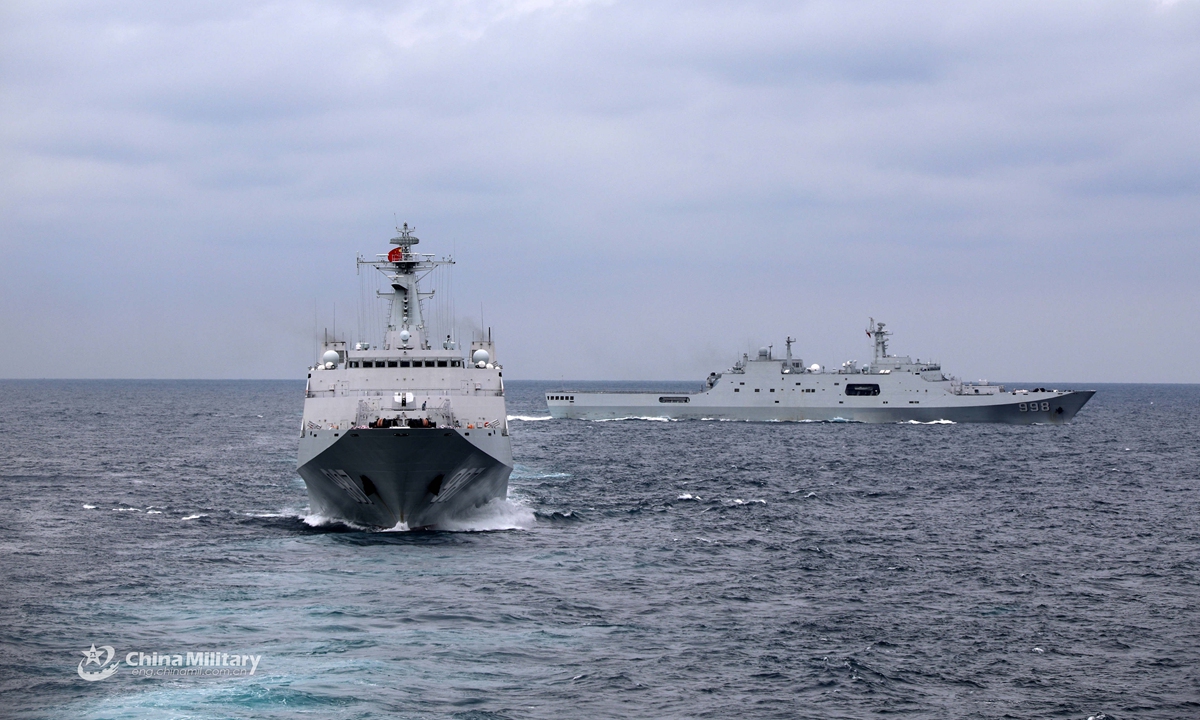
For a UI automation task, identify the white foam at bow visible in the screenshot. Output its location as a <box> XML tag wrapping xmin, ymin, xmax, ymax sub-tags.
<box><xmin>299</xmin><ymin>511</ymin><xmax>377</xmax><ymax>531</ymax></box>
<box><xmin>433</xmin><ymin>497</ymin><xmax>536</xmax><ymax>532</ymax></box>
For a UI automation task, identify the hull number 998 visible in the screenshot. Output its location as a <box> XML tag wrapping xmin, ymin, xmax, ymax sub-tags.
<box><xmin>1019</xmin><ymin>402</ymin><xmax>1050</xmax><ymax>412</ymax></box>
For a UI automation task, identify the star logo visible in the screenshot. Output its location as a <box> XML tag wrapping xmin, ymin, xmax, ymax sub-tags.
<box><xmin>82</xmin><ymin>644</ymin><xmax>105</xmax><ymax>665</ymax></box>
<box><xmin>77</xmin><ymin>644</ymin><xmax>118</xmax><ymax>681</ymax></box>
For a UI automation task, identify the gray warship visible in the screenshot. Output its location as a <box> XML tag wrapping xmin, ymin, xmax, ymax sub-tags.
<box><xmin>298</xmin><ymin>224</ymin><xmax>512</xmax><ymax>529</ymax></box>
<box><xmin>547</xmin><ymin>320</ymin><xmax>1094</xmax><ymax>424</ymax></box>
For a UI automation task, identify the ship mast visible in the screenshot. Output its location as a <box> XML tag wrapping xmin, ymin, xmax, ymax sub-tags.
<box><xmin>868</xmin><ymin>318</ymin><xmax>890</xmax><ymax>364</ymax></box>
<box><xmin>356</xmin><ymin>223</ymin><xmax>454</xmax><ymax>352</ymax></box>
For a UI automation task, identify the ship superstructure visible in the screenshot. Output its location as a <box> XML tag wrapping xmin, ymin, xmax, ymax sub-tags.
<box><xmin>546</xmin><ymin>320</ymin><xmax>1094</xmax><ymax>424</ymax></box>
<box><xmin>298</xmin><ymin>224</ymin><xmax>511</xmax><ymax>528</ymax></box>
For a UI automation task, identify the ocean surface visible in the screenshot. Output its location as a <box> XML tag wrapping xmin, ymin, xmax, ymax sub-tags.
<box><xmin>1</xmin><ymin>380</ymin><xmax>1198</xmax><ymax>719</ymax></box>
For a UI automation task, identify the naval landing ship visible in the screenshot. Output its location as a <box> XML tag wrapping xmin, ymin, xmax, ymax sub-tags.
<box><xmin>299</xmin><ymin>224</ymin><xmax>511</xmax><ymax>529</ymax></box>
<box><xmin>546</xmin><ymin>320</ymin><xmax>1094</xmax><ymax>424</ymax></box>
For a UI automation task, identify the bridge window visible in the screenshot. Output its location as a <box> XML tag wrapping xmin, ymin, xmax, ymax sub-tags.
<box><xmin>400</xmin><ymin>361</ymin><xmax>411</xmax><ymax>367</ymax></box>
<box><xmin>845</xmin><ymin>384</ymin><xmax>881</xmax><ymax>396</ymax></box>
<box><xmin>348</xmin><ymin>362</ymin><xmax>359</xmax><ymax>368</ymax></box>
<box><xmin>437</xmin><ymin>360</ymin><xmax>448</xmax><ymax>367</ymax></box>
<box><xmin>425</xmin><ymin>361</ymin><xmax>436</xmax><ymax>367</ymax></box>
<box><xmin>388</xmin><ymin>361</ymin><xmax>398</xmax><ymax>368</ymax></box>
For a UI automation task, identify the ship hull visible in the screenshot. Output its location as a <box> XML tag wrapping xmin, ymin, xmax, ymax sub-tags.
<box><xmin>548</xmin><ymin>390</ymin><xmax>1095</xmax><ymax>424</ymax></box>
<box><xmin>298</xmin><ymin>428</ymin><xmax>512</xmax><ymax>529</ymax></box>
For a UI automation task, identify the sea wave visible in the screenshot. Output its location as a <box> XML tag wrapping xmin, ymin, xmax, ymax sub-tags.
<box><xmin>592</xmin><ymin>416</ymin><xmax>674</xmax><ymax>422</ymax></box>
<box><xmin>433</xmin><ymin>498</ymin><xmax>536</xmax><ymax>532</ymax></box>
<box><xmin>299</xmin><ymin>511</ymin><xmax>377</xmax><ymax>532</ymax></box>
<box><xmin>511</xmin><ymin>466</ymin><xmax>571</xmax><ymax>479</ymax></box>
<box><xmin>507</xmin><ymin>415</ymin><xmax>554</xmax><ymax>422</ymax></box>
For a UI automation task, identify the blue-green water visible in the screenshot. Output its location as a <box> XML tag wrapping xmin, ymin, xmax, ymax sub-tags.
<box><xmin>1</xmin><ymin>381</ymin><xmax>1198</xmax><ymax>718</ymax></box>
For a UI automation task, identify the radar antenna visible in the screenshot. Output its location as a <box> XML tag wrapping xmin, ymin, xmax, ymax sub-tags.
<box><xmin>867</xmin><ymin>318</ymin><xmax>890</xmax><ymax>363</ymax></box>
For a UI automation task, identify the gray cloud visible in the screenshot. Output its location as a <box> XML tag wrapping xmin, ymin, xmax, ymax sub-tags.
<box><xmin>2</xmin><ymin>0</ymin><xmax>1198</xmax><ymax>381</ymax></box>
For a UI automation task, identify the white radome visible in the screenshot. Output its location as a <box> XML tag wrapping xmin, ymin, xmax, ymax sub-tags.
<box><xmin>399</xmin><ymin>330</ymin><xmax>411</xmax><ymax>343</ymax></box>
<box><xmin>322</xmin><ymin>350</ymin><xmax>340</xmax><ymax>366</ymax></box>
<box><xmin>472</xmin><ymin>349</ymin><xmax>490</xmax><ymax>364</ymax></box>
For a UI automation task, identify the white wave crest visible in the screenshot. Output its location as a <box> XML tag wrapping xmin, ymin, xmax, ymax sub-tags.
<box><xmin>180</xmin><ymin>513</ymin><xmax>207</xmax><ymax>520</ymax></box>
<box><xmin>433</xmin><ymin>498</ymin><xmax>536</xmax><ymax>532</ymax></box>
<box><xmin>300</xmin><ymin>511</ymin><xmax>378</xmax><ymax>531</ymax></box>
<box><xmin>301</xmin><ymin>512</ymin><xmax>342</xmax><ymax>527</ymax></box>
<box><xmin>511</xmin><ymin>468</ymin><xmax>570</xmax><ymax>479</ymax></box>
<box><xmin>82</xmin><ymin>504</ymin><xmax>96</xmax><ymax>509</ymax></box>
<box><xmin>677</xmin><ymin>493</ymin><xmax>701</xmax><ymax>501</ymax></box>
<box><xmin>593</xmin><ymin>416</ymin><xmax>674</xmax><ymax>422</ymax></box>
<box><xmin>508</xmin><ymin>415</ymin><xmax>554</xmax><ymax>422</ymax></box>
<box><xmin>900</xmin><ymin>419</ymin><xmax>956</xmax><ymax>424</ymax></box>
<box><xmin>731</xmin><ymin>498</ymin><xmax>767</xmax><ymax>505</ymax></box>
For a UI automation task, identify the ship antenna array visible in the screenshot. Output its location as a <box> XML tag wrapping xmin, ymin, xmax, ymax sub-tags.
<box><xmin>354</xmin><ymin>222</ymin><xmax>457</xmax><ymax>349</ymax></box>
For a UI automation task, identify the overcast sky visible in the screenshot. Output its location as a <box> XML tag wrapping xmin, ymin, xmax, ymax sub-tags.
<box><xmin>2</xmin><ymin>0</ymin><xmax>1198</xmax><ymax>382</ymax></box>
